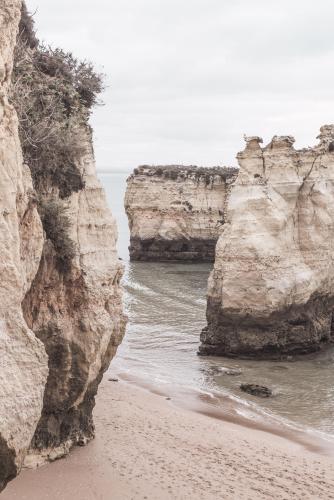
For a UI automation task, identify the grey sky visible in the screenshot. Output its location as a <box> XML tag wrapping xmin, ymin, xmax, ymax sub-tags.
<box><xmin>28</xmin><ymin>0</ymin><xmax>334</xmax><ymax>172</ymax></box>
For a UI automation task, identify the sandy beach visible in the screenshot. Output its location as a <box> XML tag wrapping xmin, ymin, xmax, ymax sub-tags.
<box><xmin>2</xmin><ymin>378</ymin><xmax>334</xmax><ymax>500</ymax></box>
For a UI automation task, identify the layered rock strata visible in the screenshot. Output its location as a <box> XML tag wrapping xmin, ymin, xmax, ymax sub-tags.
<box><xmin>125</xmin><ymin>165</ymin><xmax>238</xmax><ymax>262</ymax></box>
<box><xmin>22</xmin><ymin>122</ymin><xmax>126</xmax><ymax>465</ymax></box>
<box><xmin>0</xmin><ymin>0</ymin><xmax>126</xmax><ymax>489</ymax></box>
<box><xmin>0</xmin><ymin>0</ymin><xmax>48</xmax><ymax>490</ymax></box>
<box><xmin>200</xmin><ymin>127</ymin><xmax>334</xmax><ymax>358</ymax></box>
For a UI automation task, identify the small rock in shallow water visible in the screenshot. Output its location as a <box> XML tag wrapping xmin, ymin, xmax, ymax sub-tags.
<box><xmin>220</xmin><ymin>368</ymin><xmax>242</xmax><ymax>376</ymax></box>
<box><xmin>108</xmin><ymin>377</ymin><xmax>119</xmax><ymax>382</ymax></box>
<box><xmin>240</xmin><ymin>384</ymin><xmax>272</xmax><ymax>398</ymax></box>
<box><xmin>271</xmin><ymin>365</ymin><xmax>289</xmax><ymax>371</ymax></box>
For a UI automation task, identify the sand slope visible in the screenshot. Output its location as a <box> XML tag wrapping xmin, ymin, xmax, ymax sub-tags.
<box><xmin>3</xmin><ymin>379</ymin><xmax>334</xmax><ymax>500</ymax></box>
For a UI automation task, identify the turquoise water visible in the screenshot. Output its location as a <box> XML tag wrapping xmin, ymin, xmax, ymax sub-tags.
<box><xmin>99</xmin><ymin>172</ymin><xmax>334</xmax><ymax>441</ymax></box>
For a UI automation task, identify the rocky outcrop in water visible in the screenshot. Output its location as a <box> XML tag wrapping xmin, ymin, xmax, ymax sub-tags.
<box><xmin>125</xmin><ymin>165</ymin><xmax>238</xmax><ymax>262</ymax></box>
<box><xmin>0</xmin><ymin>1</ymin><xmax>125</xmax><ymax>489</ymax></box>
<box><xmin>200</xmin><ymin>127</ymin><xmax>334</xmax><ymax>359</ymax></box>
<box><xmin>240</xmin><ymin>384</ymin><xmax>272</xmax><ymax>398</ymax></box>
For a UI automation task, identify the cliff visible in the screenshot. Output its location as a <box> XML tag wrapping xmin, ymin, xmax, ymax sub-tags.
<box><xmin>0</xmin><ymin>1</ymin><xmax>125</xmax><ymax>489</ymax></box>
<box><xmin>125</xmin><ymin>165</ymin><xmax>238</xmax><ymax>262</ymax></box>
<box><xmin>0</xmin><ymin>0</ymin><xmax>48</xmax><ymax>490</ymax></box>
<box><xmin>200</xmin><ymin>127</ymin><xmax>334</xmax><ymax>358</ymax></box>
<box><xmin>21</xmin><ymin>122</ymin><xmax>126</xmax><ymax>466</ymax></box>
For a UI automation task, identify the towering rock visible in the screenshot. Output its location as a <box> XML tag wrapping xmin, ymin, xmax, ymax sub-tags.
<box><xmin>0</xmin><ymin>0</ymin><xmax>126</xmax><ymax>489</ymax></box>
<box><xmin>200</xmin><ymin>127</ymin><xmax>334</xmax><ymax>358</ymax></box>
<box><xmin>0</xmin><ymin>0</ymin><xmax>48</xmax><ymax>490</ymax></box>
<box><xmin>125</xmin><ymin>165</ymin><xmax>238</xmax><ymax>262</ymax></box>
<box><xmin>22</xmin><ymin>123</ymin><xmax>126</xmax><ymax>465</ymax></box>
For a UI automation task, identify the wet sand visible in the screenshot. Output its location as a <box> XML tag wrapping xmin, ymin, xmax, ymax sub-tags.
<box><xmin>3</xmin><ymin>378</ymin><xmax>334</xmax><ymax>500</ymax></box>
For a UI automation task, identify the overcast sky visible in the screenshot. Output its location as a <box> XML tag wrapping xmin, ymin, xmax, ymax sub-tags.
<box><xmin>28</xmin><ymin>0</ymin><xmax>334</xmax><ymax>172</ymax></box>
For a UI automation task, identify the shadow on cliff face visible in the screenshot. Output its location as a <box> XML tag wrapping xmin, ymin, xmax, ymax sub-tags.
<box><xmin>21</xmin><ymin>240</ymin><xmax>123</xmax><ymax>456</ymax></box>
<box><xmin>200</xmin><ymin>293</ymin><xmax>334</xmax><ymax>359</ymax></box>
<box><xmin>31</xmin><ymin>323</ymin><xmax>114</xmax><ymax>452</ymax></box>
<box><xmin>31</xmin><ymin>324</ymin><xmax>93</xmax><ymax>450</ymax></box>
<box><xmin>0</xmin><ymin>436</ymin><xmax>17</xmax><ymax>492</ymax></box>
<box><xmin>129</xmin><ymin>236</ymin><xmax>218</xmax><ymax>262</ymax></box>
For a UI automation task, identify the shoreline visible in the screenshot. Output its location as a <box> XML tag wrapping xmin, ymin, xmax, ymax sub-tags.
<box><xmin>115</xmin><ymin>369</ymin><xmax>334</xmax><ymax>457</ymax></box>
<box><xmin>2</xmin><ymin>377</ymin><xmax>334</xmax><ymax>500</ymax></box>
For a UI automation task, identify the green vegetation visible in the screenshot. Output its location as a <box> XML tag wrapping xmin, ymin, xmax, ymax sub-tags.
<box><xmin>38</xmin><ymin>198</ymin><xmax>76</xmax><ymax>273</ymax></box>
<box><xmin>11</xmin><ymin>3</ymin><xmax>104</xmax><ymax>198</ymax></box>
<box><xmin>10</xmin><ymin>3</ymin><xmax>105</xmax><ymax>273</ymax></box>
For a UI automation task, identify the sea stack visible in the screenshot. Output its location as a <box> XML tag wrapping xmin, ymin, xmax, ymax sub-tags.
<box><xmin>200</xmin><ymin>127</ymin><xmax>334</xmax><ymax>358</ymax></box>
<box><xmin>125</xmin><ymin>165</ymin><xmax>238</xmax><ymax>262</ymax></box>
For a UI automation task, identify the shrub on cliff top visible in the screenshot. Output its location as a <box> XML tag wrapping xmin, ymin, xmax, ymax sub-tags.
<box><xmin>33</xmin><ymin>48</ymin><xmax>104</xmax><ymax>109</ymax></box>
<box><xmin>38</xmin><ymin>198</ymin><xmax>76</xmax><ymax>274</ymax></box>
<box><xmin>19</xmin><ymin>2</ymin><xmax>38</xmax><ymax>49</ymax></box>
<box><xmin>11</xmin><ymin>9</ymin><xmax>104</xmax><ymax>198</ymax></box>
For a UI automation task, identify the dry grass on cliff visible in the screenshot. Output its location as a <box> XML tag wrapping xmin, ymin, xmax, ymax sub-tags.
<box><xmin>10</xmin><ymin>3</ymin><xmax>104</xmax><ymax>199</ymax></box>
<box><xmin>18</xmin><ymin>2</ymin><xmax>38</xmax><ymax>49</ymax></box>
<box><xmin>10</xmin><ymin>3</ymin><xmax>104</xmax><ymax>273</ymax></box>
<box><xmin>11</xmin><ymin>40</ymin><xmax>83</xmax><ymax>198</ymax></box>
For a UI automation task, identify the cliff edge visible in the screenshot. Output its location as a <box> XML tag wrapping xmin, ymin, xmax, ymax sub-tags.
<box><xmin>200</xmin><ymin>127</ymin><xmax>334</xmax><ymax>358</ymax></box>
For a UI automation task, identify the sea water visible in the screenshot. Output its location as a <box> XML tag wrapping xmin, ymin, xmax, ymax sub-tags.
<box><xmin>100</xmin><ymin>172</ymin><xmax>334</xmax><ymax>440</ymax></box>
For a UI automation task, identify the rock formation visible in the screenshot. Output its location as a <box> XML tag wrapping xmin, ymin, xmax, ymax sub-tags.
<box><xmin>0</xmin><ymin>1</ymin><xmax>125</xmax><ymax>489</ymax></box>
<box><xmin>0</xmin><ymin>0</ymin><xmax>48</xmax><ymax>490</ymax></box>
<box><xmin>22</xmin><ymin>122</ymin><xmax>126</xmax><ymax>466</ymax></box>
<box><xmin>125</xmin><ymin>165</ymin><xmax>238</xmax><ymax>262</ymax></box>
<box><xmin>200</xmin><ymin>127</ymin><xmax>334</xmax><ymax>358</ymax></box>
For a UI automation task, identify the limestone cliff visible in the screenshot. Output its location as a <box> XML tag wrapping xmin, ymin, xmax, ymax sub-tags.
<box><xmin>200</xmin><ymin>127</ymin><xmax>334</xmax><ymax>358</ymax></box>
<box><xmin>0</xmin><ymin>0</ymin><xmax>48</xmax><ymax>490</ymax></box>
<box><xmin>125</xmin><ymin>165</ymin><xmax>238</xmax><ymax>261</ymax></box>
<box><xmin>22</xmin><ymin>122</ymin><xmax>126</xmax><ymax>465</ymax></box>
<box><xmin>0</xmin><ymin>0</ymin><xmax>125</xmax><ymax>489</ymax></box>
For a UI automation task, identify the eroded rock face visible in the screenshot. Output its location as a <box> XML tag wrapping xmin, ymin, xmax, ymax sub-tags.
<box><xmin>0</xmin><ymin>0</ymin><xmax>126</xmax><ymax>487</ymax></box>
<box><xmin>125</xmin><ymin>165</ymin><xmax>238</xmax><ymax>262</ymax></box>
<box><xmin>200</xmin><ymin>127</ymin><xmax>334</xmax><ymax>358</ymax></box>
<box><xmin>0</xmin><ymin>0</ymin><xmax>48</xmax><ymax>490</ymax></box>
<box><xmin>22</xmin><ymin>124</ymin><xmax>126</xmax><ymax>465</ymax></box>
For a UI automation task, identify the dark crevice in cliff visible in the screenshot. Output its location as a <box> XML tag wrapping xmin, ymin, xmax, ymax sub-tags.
<box><xmin>298</xmin><ymin>153</ymin><xmax>321</xmax><ymax>191</ymax></box>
